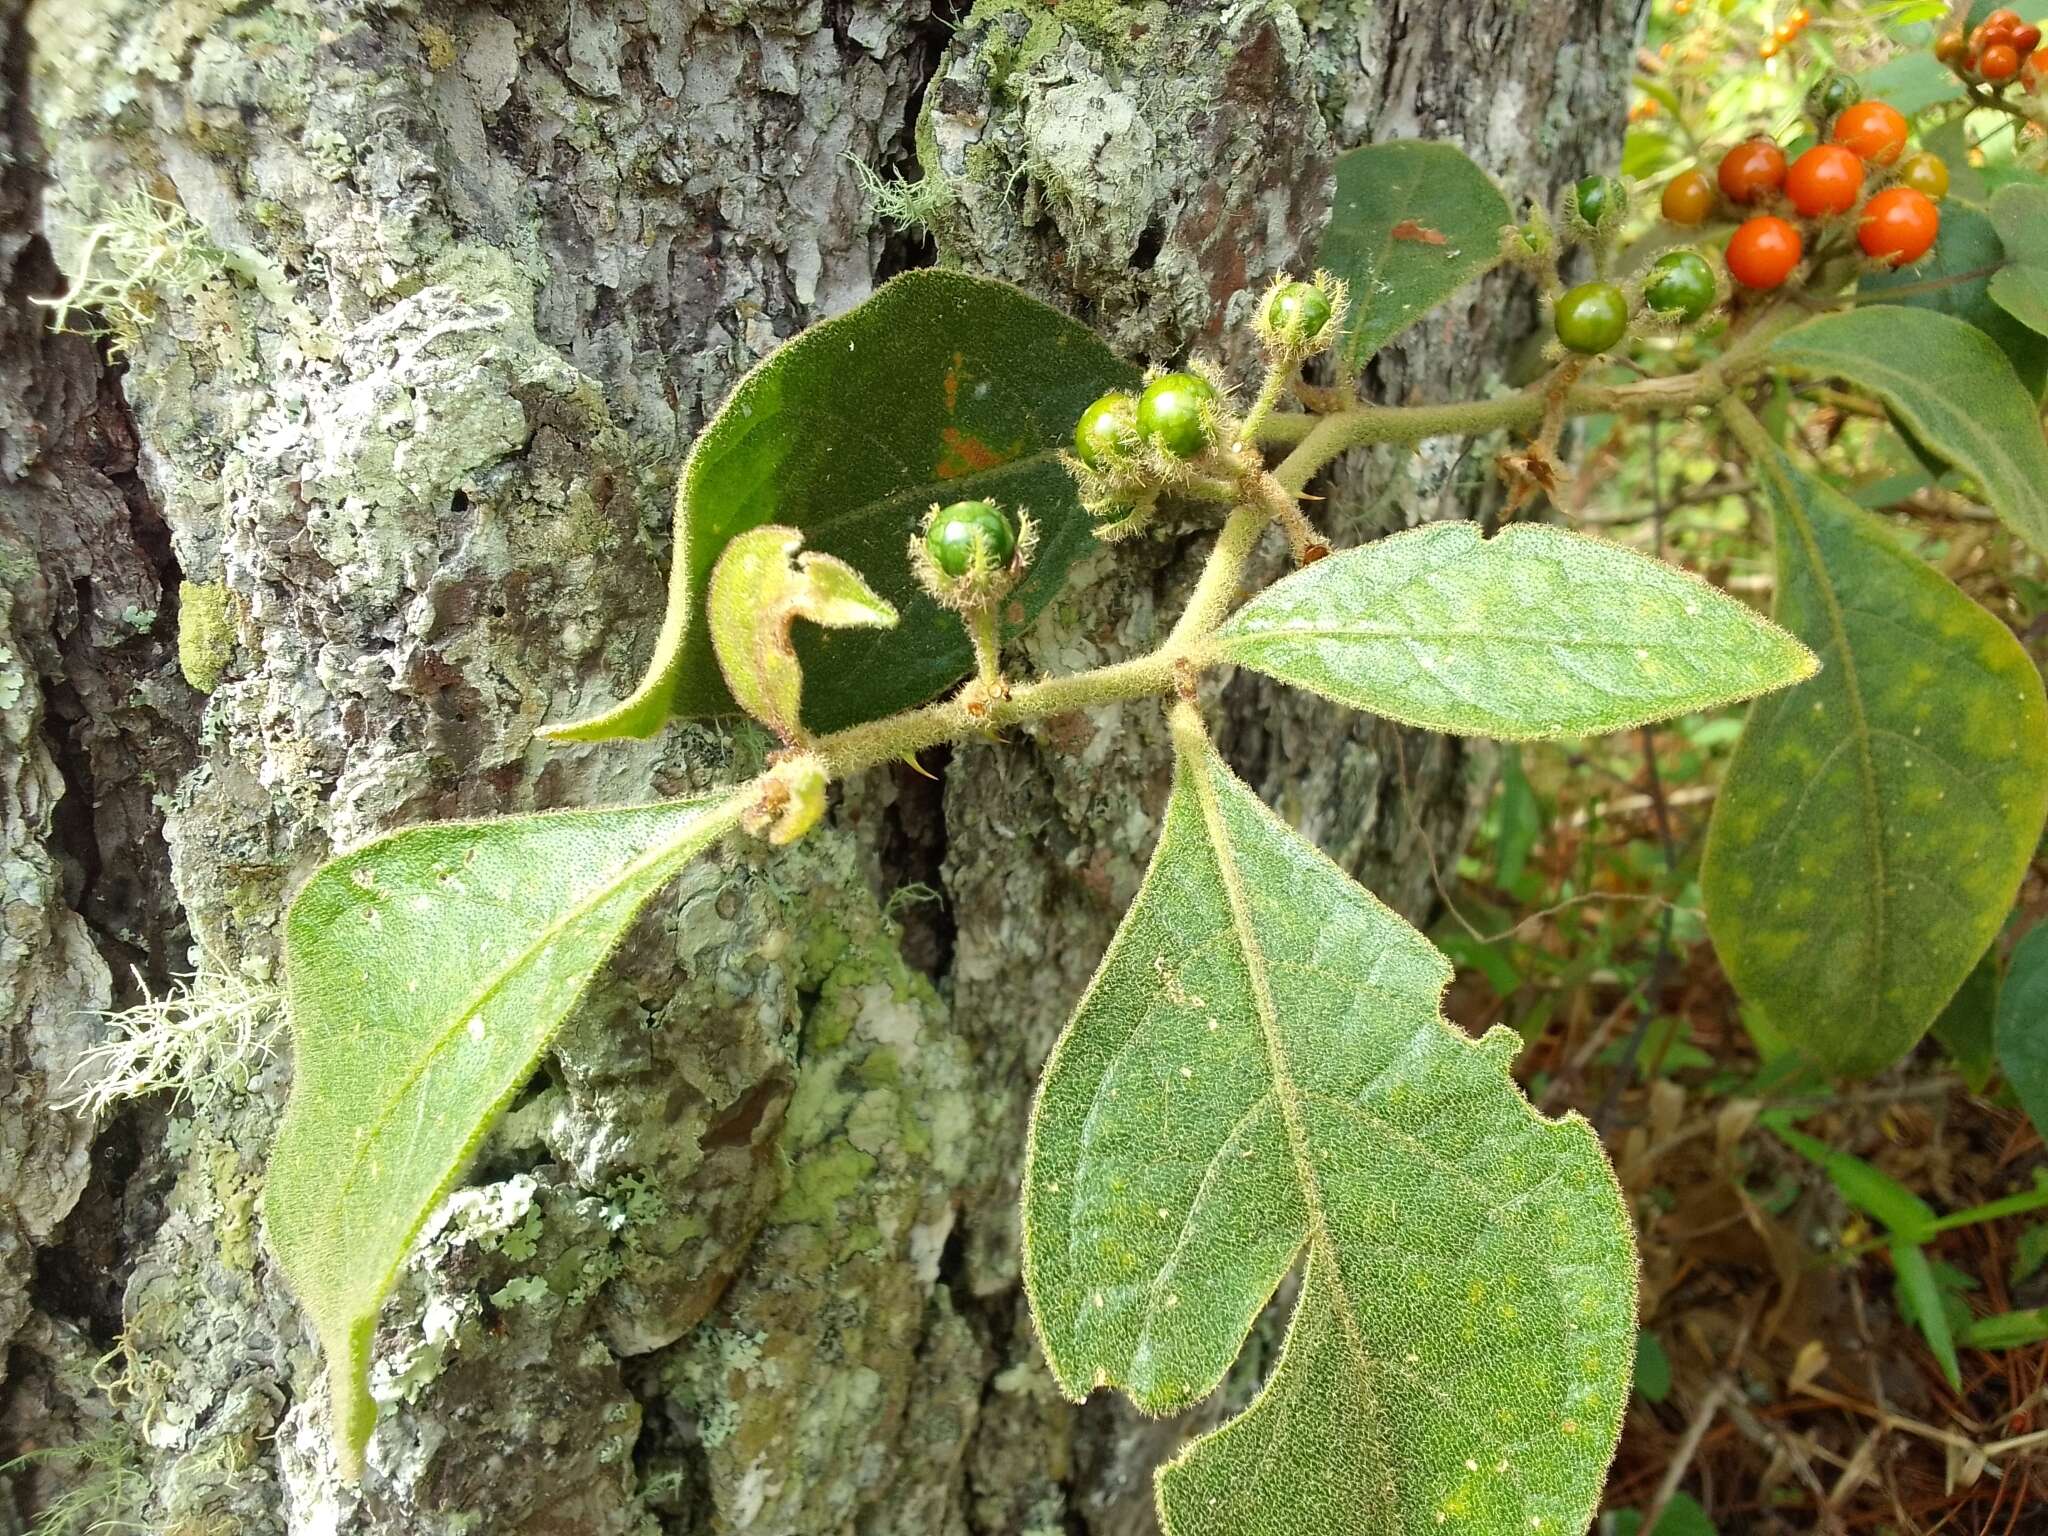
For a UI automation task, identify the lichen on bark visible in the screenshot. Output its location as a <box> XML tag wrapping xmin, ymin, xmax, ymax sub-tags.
<box><xmin>7</xmin><ymin>1</ymin><xmax>1646</xmax><ymax>1532</ymax></box>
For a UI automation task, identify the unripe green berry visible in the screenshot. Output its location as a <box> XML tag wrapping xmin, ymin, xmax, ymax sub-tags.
<box><xmin>1572</xmin><ymin>175</ymin><xmax>1623</xmax><ymax>231</ymax></box>
<box><xmin>1136</xmin><ymin>372</ymin><xmax>1219</xmax><ymax>458</ymax></box>
<box><xmin>1264</xmin><ymin>282</ymin><xmax>1332</xmax><ymax>342</ymax></box>
<box><xmin>1553</xmin><ymin>281</ymin><xmax>1630</xmax><ymax>355</ymax></box>
<box><xmin>924</xmin><ymin>500</ymin><xmax>1017</xmax><ymax>578</ymax></box>
<box><xmin>1642</xmin><ymin>250</ymin><xmax>1717</xmax><ymax>323</ymax></box>
<box><xmin>1815</xmin><ymin>73</ymin><xmax>1861</xmax><ymax>120</ymax></box>
<box><xmin>1073</xmin><ymin>391</ymin><xmax>1139</xmax><ymax>469</ymax></box>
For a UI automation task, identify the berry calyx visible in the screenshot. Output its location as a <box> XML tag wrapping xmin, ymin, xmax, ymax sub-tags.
<box><xmin>1785</xmin><ymin>144</ymin><xmax>1866</xmax><ymax>217</ymax></box>
<box><xmin>924</xmin><ymin>500</ymin><xmax>1018</xmax><ymax>578</ymax></box>
<box><xmin>1643</xmin><ymin>250</ymin><xmax>1717</xmax><ymax>323</ymax></box>
<box><xmin>1073</xmin><ymin>392</ymin><xmax>1139</xmax><ymax>470</ymax></box>
<box><xmin>1571</xmin><ymin>174</ymin><xmax>1623</xmax><ymax>232</ymax></box>
<box><xmin>1858</xmin><ymin>186</ymin><xmax>1940</xmax><ymax>266</ymax></box>
<box><xmin>1718</xmin><ymin>138</ymin><xmax>1788</xmax><ymax>204</ymax></box>
<box><xmin>1263</xmin><ymin>282</ymin><xmax>1333</xmax><ymax>344</ymax></box>
<box><xmin>1661</xmin><ymin>170</ymin><xmax>1715</xmax><ymax>226</ymax></box>
<box><xmin>1831</xmin><ymin>100</ymin><xmax>1909</xmax><ymax>165</ymax></box>
<box><xmin>1553</xmin><ymin>282</ymin><xmax>1630</xmax><ymax>355</ymax></box>
<box><xmin>1814</xmin><ymin>73</ymin><xmax>1862</xmax><ymax>118</ymax></box>
<box><xmin>1136</xmin><ymin>372</ymin><xmax>1220</xmax><ymax>459</ymax></box>
<box><xmin>1897</xmin><ymin>152</ymin><xmax>1950</xmax><ymax>201</ymax></box>
<box><xmin>1726</xmin><ymin>216</ymin><xmax>1804</xmax><ymax>289</ymax></box>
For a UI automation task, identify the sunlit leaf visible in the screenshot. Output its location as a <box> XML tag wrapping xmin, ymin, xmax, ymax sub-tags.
<box><xmin>1703</xmin><ymin>431</ymin><xmax>2048</xmax><ymax>1076</ymax></box>
<box><xmin>1210</xmin><ymin>521</ymin><xmax>1814</xmax><ymax>740</ymax></box>
<box><xmin>1317</xmin><ymin>141</ymin><xmax>1513</xmax><ymax>371</ymax></box>
<box><xmin>1022</xmin><ymin>704</ymin><xmax>1636</xmax><ymax>1536</ymax></box>
<box><xmin>1763</xmin><ymin>306</ymin><xmax>2048</xmax><ymax>555</ymax></box>
<box><xmin>545</xmin><ymin>270</ymin><xmax>1136</xmax><ymax>740</ymax></box>
<box><xmin>267</xmin><ymin>793</ymin><xmax>745</xmax><ymax>1475</ymax></box>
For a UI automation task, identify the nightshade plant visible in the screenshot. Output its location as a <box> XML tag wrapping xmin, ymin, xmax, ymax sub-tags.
<box><xmin>264</xmin><ymin>116</ymin><xmax>2048</xmax><ymax>1535</ymax></box>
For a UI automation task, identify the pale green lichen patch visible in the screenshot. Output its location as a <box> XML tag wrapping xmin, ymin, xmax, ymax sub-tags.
<box><xmin>175</xmin><ymin>580</ymin><xmax>235</xmax><ymax>694</ymax></box>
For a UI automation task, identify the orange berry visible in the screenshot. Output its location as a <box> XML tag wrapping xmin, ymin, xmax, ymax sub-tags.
<box><xmin>1727</xmin><ymin>215</ymin><xmax>1804</xmax><ymax>289</ymax></box>
<box><xmin>1983</xmin><ymin>42</ymin><xmax>2022</xmax><ymax>78</ymax></box>
<box><xmin>1937</xmin><ymin>29</ymin><xmax>1968</xmax><ymax>64</ymax></box>
<box><xmin>1858</xmin><ymin>186</ymin><xmax>1940</xmax><ymax>266</ymax></box>
<box><xmin>1785</xmin><ymin>144</ymin><xmax>1867</xmax><ymax>217</ymax></box>
<box><xmin>1832</xmin><ymin>100</ymin><xmax>1910</xmax><ymax>165</ymax></box>
<box><xmin>2017</xmin><ymin>23</ymin><xmax>2044</xmax><ymax>52</ymax></box>
<box><xmin>1661</xmin><ymin>169</ymin><xmax>1716</xmax><ymax>226</ymax></box>
<box><xmin>1790</xmin><ymin>5</ymin><xmax>1811</xmax><ymax>25</ymax></box>
<box><xmin>1718</xmin><ymin>138</ymin><xmax>1788</xmax><ymax>203</ymax></box>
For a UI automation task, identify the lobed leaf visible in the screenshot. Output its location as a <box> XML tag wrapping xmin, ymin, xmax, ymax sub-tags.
<box><xmin>706</xmin><ymin>525</ymin><xmax>897</xmax><ymax>741</ymax></box>
<box><xmin>1996</xmin><ymin>924</ymin><xmax>2048</xmax><ymax>1142</ymax></box>
<box><xmin>1316</xmin><ymin>141</ymin><xmax>1513</xmax><ymax>372</ymax></box>
<box><xmin>1762</xmin><ymin>307</ymin><xmax>2048</xmax><ymax>556</ymax></box>
<box><xmin>266</xmin><ymin>793</ymin><xmax>745</xmax><ymax>1476</ymax></box>
<box><xmin>1988</xmin><ymin>182</ymin><xmax>2048</xmax><ymax>341</ymax></box>
<box><xmin>545</xmin><ymin>269</ymin><xmax>1137</xmax><ymax>741</ymax></box>
<box><xmin>1209</xmin><ymin>521</ymin><xmax>1814</xmax><ymax>741</ymax></box>
<box><xmin>1022</xmin><ymin>704</ymin><xmax>1636</xmax><ymax>1536</ymax></box>
<box><xmin>1702</xmin><ymin>436</ymin><xmax>2048</xmax><ymax>1077</ymax></box>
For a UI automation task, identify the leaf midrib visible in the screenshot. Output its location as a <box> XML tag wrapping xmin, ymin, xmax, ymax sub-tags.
<box><xmin>1181</xmin><ymin>743</ymin><xmax>1390</xmax><ymax>1449</ymax></box>
<box><xmin>1759</xmin><ymin>451</ymin><xmax>1890</xmax><ymax>1027</ymax></box>
<box><xmin>317</xmin><ymin>794</ymin><xmax>743</xmax><ymax>1224</ymax></box>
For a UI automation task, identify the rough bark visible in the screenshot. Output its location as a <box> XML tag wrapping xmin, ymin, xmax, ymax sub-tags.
<box><xmin>2</xmin><ymin>3</ymin><xmax>1644</xmax><ymax>1533</ymax></box>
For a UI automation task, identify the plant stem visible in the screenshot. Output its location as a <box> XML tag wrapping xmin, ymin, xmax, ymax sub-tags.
<box><xmin>967</xmin><ymin>607</ymin><xmax>1003</xmax><ymax>692</ymax></box>
<box><xmin>1235</xmin><ymin>356</ymin><xmax>1294</xmax><ymax>446</ymax></box>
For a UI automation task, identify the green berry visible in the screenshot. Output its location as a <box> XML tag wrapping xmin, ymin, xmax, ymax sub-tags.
<box><xmin>1073</xmin><ymin>391</ymin><xmax>1139</xmax><ymax>469</ymax></box>
<box><xmin>1553</xmin><ymin>281</ymin><xmax>1630</xmax><ymax>355</ymax></box>
<box><xmin>1642</xmin><ymin>250</ymin><xmax>1717</xmax><ymax>323</ymax></box>
<box><xmin>1264</xmin><ymin>282</ymin><xmax>1332</xmax><ymax>342</ymax></box>
<box><xmin>1135</xmin><ymin>372</ymin><xmax>1219</xmax><ymax>458</ymax></box>
<box><xmin>1815</xmin><ymin>73</ymin><xmax>1861</xmax><ymax>120</ymax></box>
<box><xmin>1572</xmin><ymin>175</ymin><xmax>1621</xmax><ymax>230</ymax></box>
<box><xmin>924</xmin><ymin>500</ymin><xmax>1017</xmax><ymax>578</ymax></box>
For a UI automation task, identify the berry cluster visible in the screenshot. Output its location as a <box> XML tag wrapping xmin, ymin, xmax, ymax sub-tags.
<box><xmin>1758</xmin><ymin>5</ymin><xmax>1811</xmax><ymax>61</ymax></box>
<box><xmin>1659</xmin><ymin>83</ymin><xmax>1942</xmax><ymax>292</ymax></box>
<box><xmin>1937</xmin><ymin>8</ymin><xmax>2047</xmax><ymax>89</ymax></box>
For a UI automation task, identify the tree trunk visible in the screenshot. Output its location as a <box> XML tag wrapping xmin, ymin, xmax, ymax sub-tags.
<box><xmin>2</xmin><ymin>3</ymin><xmax>1644</xmax><ymax>1533</ymax></box>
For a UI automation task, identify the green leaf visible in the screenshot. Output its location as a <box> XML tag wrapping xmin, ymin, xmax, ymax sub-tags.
<box><xmin>1495</xmin><ymin>748</ymin><xmax>1540</xmax><ymax>890</ymax></box>
<box><xmin>1703</xmin><ymin>432</ymin><xmax>2048</xmax><ymax>1076</ymax></box>
<box><xmin>266</xmin><ymin>793</ymin><xmax>746</xmax><ymax>1476</ymax></box>
<box><xmin>1633</xmin><ymin>1330</ymin><xmax>1673</xmax><ymax>1406</ymax></box>
<box><xmin>1609</xmin><ymin>1493</ymin><xmax>1717</xmax><ymax>1536</ymax></box>
<box><xmin>1763</xmin><ymin>307</ymin><xmax>2048</xmax><ymax>556</ymax></box>
<box><xmin>2012</xmin><ymin>1222</ymin><xmax>2048</xmax><ymax>1286</ymax></box>
<box><xmin>1996</xmin><ymin>924</ymin><xmax>2048</xmax><ymax>1141</ymax></box>
<box><xmin>1022</xmin><ymin>704</ymin><xmax>1636</xmax><ymax>1536</ymax></box>
<box><xmin>544</xmin><ymin>270</ymin><xmax>1137</xmax><ymax>741</ymax></box>
<box><xmin>1857</xmin><ymin>50</ymin><xmax>1966</xmax><ymax>116</ymax></box>
<box><xmin>1317</xmin><ymin>141</ymin><xmax>1512</xmax><ymax>371</ymax></box>
<box><xmin>1890</xmin><ymin>1241</ymin><xmax>1962</xmax><ymax>1390</ymax></box>
<box><xmin>1988</xmin><ymin>182</ymin><xmax>2048</xmax><ymax>340</ymax></box>
<box><xmin>1958</xmin><ymin>1306</ymin><xmax>2048</xmax><ymax>1351</ymax></box>
<box><xmin>1931</xmin><ymin>944</ymin><xmax>2001</xmax><ymax>1093</ymax></box>
<box><xmin>706</xmin><ymin>525</ymin><xmax>896</xmax><ymax>742</ymax></box>
<box><xmin>1209</xmin><ymin>521</ymin><xmax>1815</xmax><ymax>741</ymax></box>
<box><xmin>1859</xmin><ymin>203</ymin><xmax>2048</xmax><ymax>398</ymax></box>
<box><xmin>1771</xmin><ymin>1124</ymin><xmax>1938</xmax><ymax>1241</ymax></box>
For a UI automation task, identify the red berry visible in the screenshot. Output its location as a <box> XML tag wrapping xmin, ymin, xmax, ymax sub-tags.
<box><xmin>1983</xmin><ymin>42</ymin><xmax>2022</xmax><ymax>79</ymax></box>
<box><xmin>1727</xmin><ymin>216</ymin><xmax>1804</xmax><ymax>289</ymax></box>
<box><xmin>1785</xmin><ymin>144</ymin><xmax>1866</xmax><ymax>217</ymax></box>
<box><xmin>1718</xmin><ymin>138</ymin><xmax>1788</xmax><ymax>204</ymax></box>
<box><xmin>1858</xmin><ymin>187</ymin><xmax>1940</xmax><ymax>266</ymax></box>
<box><xmin>1832</xmin><ymin>100</ymin><xmax>1910</xmax><ymax>165</ymax></box>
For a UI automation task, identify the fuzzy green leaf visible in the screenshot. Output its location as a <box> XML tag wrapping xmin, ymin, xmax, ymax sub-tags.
<box><xmin>706</xmin><ymin>525</ymin><xmax>897</xmax><ymax>741</ymax></box>
<box><xmin>1763</xmin><ymin>307</ymin><xmax>2048</xmax><ymax>556</ymax></box>
<box><xmin>1210</xmin><ymin>522</ymin><xmax>1815</xmax><ymax>740</ymax></box>
<box><xmin>1317</xmin><ymin>141</ymin><xmax>1512</xmax><ymax>370</ymax></box>
<box><xmin>1860</xmin><ymin>202</ymin><xmax>2047</xmax><ymax>398</ymax></box>
<box><xmin>1022</xmin><ymin>705</ymin><xmax>1636</xmax><ymax>1536</ymax></box>
<box><xmin>545</xmin><ymin>270</ymin><xmax>1137</xmax><ymax>741</ymax></box>
<box><xmin>1702</xmin><ymin>434</ymin><xmax>2048</xmax><ymax>1077</ymax></box>
<box><xmin>267</xmin><ymin>794</ymin><xmax>745</xmax><ymax>1476</ymax></box>
<box><xmin>1988</xmin><ymin>182</ymin><xmax>2048</xmax><ymax>340</ymax></box>
<box><xmin>1996</xmin><ymin>924</ymin><xmax>2048</xmax><ymax>1141</ymax></box>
